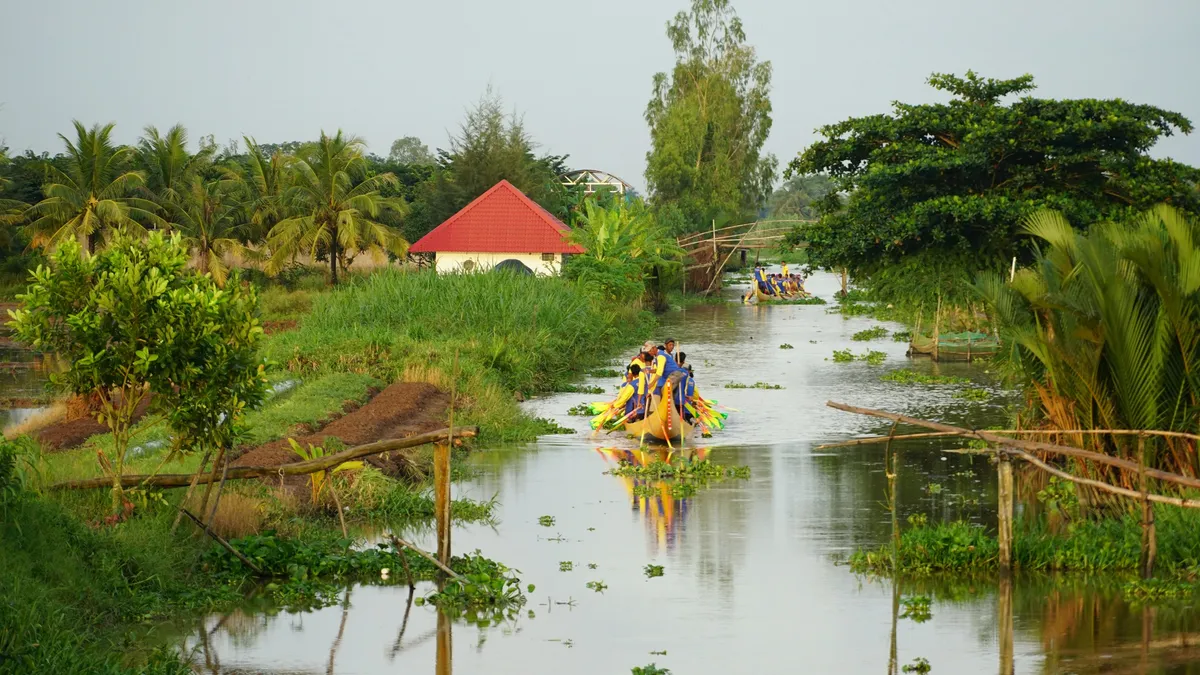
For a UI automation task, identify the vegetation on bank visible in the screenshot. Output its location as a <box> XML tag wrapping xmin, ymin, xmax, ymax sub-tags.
<box><xmin>850</xmin><ymin>508</ymin><xmax>1200</xmax><ymax>577</ymax></box>
<box><xmin>788</xmin><ymin>71</ymin><xmax>1200</xmax><ymax>312</ymax></box>
<box><xmin>264</xmin><ymin>268</ymin><xmax>652</xmax><ymax>442</ymax></box>
<box><xmin>976</xmin><ymin>206</ymin><xmax>1200</xmax><ymax>478</ymax></box>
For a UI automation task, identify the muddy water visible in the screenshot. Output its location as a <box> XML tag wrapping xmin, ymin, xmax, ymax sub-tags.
<box><xmin>183</xmin><ymin>271</ymin><xmax>1200</xmax><ymax>675</ymax></box>
<box><xmin>0</xmin><ymin>347</ymin><xmax>50</xmax><ymax>432</ymax></box>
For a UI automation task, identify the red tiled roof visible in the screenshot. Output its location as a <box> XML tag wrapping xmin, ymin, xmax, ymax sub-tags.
<box><xmin>408</xmin><ymin>180</ymin><xmax>585</xmax><ymax>254</ymax></box>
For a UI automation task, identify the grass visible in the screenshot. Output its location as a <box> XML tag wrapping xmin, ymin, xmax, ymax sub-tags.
<box><xmin>852</xmin><ymin>326</ymin><xmax>890</xmax><ymax>341</ymax></box>
<box><xmin>264</xmin><ymin>269</ymin><xmax>652</xmax><ymax>443</ymax></box>
<box><xmin>724</xmin><ymin>381</ymin><xmax>784</xmax><ymax>389</ymax></box>
<box><xmin>850</xmin><ymin>507</ymin><xmax>1200</xmax><ymax>575</ymax></box>
<box><xmin>831</xmin><ymin>349</ymin><xmax>887</xmax><ymax>365</ymax></box>
<box><xmin>759</xmin><ymin>295</ymin><xmax>827</xmax><ymax>305</ymax></box>
<box><xmin>880</xmin><ymin>369</ymin><xmax>970</xmax><ymax>385</ymax></box>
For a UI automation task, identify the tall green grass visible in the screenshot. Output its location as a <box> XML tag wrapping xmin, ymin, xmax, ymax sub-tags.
<box><xmin>0</xmin><ymin>495</ymin><xmax>207</xmax><ymax>674</ymax></box>
<box><xmin>264</xmin><ymin>270</ymin><xmax>653</xmax><ymax>441</ymax></box>
<box><xmin>850</xmin><ymin>506</ymin><xmax>1200</xmax><ymax>576</ymax></box>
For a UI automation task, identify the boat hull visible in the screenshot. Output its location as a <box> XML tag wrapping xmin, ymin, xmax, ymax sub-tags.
<box><xmin>624</xmin><ymin>394</ymin><xmax>694</xmax><ymax>444</ymax></box>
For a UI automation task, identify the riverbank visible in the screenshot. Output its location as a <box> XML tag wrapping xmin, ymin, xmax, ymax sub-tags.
<box><xmin>1</xmin><ymin>268</ymin><xmax>654</xmax><ymax>673</ymax></box>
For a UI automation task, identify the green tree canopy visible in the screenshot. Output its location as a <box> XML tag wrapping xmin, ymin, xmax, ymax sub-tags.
<box><xmin>266</xmin><ymin>130</ymin><xmax>406</xmax><ymax>284</ymax></box>
<box><xmin>24</xmin><ymin>121</ymin><xmax>164</xmax><ymax>253</ymax></box>
<box><xmin>790</xmin><ymin>71</ymin><xmax>1200</xmax><ymax>278</ymax></box>
<box><xmin>388</xmin><ymin>136</ymin><xmax>434</xmax><ymax>165</ymax></box>
<box><xmin>403</xmin><ymin>90</ymin><xmax>569</xmax><ymax>241</ymax></box>
<box><xmin>766</xmin><ymin>174</ymin><xmax>838</xmax><ymax>221</ymax></box>
<box><xmin>645</xmin><ymin>0</ymin><xmax>776</xmax><ymax>231</ymax></box>
<box><xmin>8</xmin><ymin>232</ymin><xmax>266</xmax><ymax>511</ymax></box>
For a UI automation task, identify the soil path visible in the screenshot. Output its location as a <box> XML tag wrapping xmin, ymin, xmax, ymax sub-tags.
<box><xmin>232</xmin><ymin>382</ymin><xmax>449</xmax><ymax>478</ymax></box>
<box><xmin>36</xmin><ymin>396</ymin><xmax>153</xmax><ymax>451</ymax></box>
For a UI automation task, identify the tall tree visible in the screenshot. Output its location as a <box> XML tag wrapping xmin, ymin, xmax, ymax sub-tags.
<box><xmin>388</xmin><ymin>136</ymin><xmax>434</xmax><ymax>165</ymax></box>
<box><xmin>645</xmin><ymin>0</ymin><xmax>776</xmax><ymax>231</ymax></box>
<box><xmin>221</xmin><ymin>136</ymin><xmax>291</xmax><ymax>243</ymax></box>
<box><xmin>166</xmin><ymin>178</ymin><xmax>247</xmax><ymax>286</ymax></box>
<box><xmin>766</xmin><ymin>174</ymin><xmax>837</xmax><ymax>221</ymax></box>
<box><xmin>24</xmin><ymin>122</ymin><xmax>163</xmax><ymax>252</ymax></box>
<box><xmin>266</xmin><ymin>131</ymin><xmax>406</xmax><ymax>284</ymax></box>
<box><xmin>790</xmin><ymin>71</ymin><xmax>1200</xmax><ymax>283</ymax></box>
<box><xmin>405</xmin><ymin>90</ymin><xmax>568</xmax><ymax>241</ymax></box>
<box><xmin>0</xmin><ymin>148</ymin><xmax>29</xmax><ymax>227</ymax></box>
<box><xmin>137</xmin><ymin>124</ymin><xmax>214</xmax><ymax>205</ymax></box>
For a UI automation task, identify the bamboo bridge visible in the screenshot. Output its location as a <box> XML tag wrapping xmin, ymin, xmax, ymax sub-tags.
<box><xmin>678</xmin><ymin>219</ymin><xmax>814</xmax><ymax>294</ymax></box>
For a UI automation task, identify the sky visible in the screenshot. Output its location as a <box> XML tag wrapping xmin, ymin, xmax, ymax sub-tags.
<box><xmin>2</xmin><ymin>0</ymin><xmax>1198</xmax><ymax>193</ymax></box>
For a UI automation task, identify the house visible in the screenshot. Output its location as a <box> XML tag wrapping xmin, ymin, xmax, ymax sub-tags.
<box><xmin>408</xmin><ymin>180</ymin><xmax>584</xmax><ymax>276</ymax></box>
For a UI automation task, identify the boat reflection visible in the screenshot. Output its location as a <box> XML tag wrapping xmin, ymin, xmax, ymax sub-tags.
<box><xmin>595</xmin><ymin>447</ymin><xmax>710</xmax><ymax>554</ymax></box>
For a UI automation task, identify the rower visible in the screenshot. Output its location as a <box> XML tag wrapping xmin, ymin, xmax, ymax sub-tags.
<box><xmin>613</xmin><ymin>364</ymin><xmax>645</xmax><ymax>421</ymax></box>
<box><xmin>663</xmin><ymin>337</ymin><xmax>678</xmax><ymax>363</ymax></box>
<box><xmin>782</xmin><ymin>261</ymin><xmax>789</xmax><ymax>277</ymax></box>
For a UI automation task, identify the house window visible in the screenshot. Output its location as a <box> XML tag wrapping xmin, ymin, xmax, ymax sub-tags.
<box><xmin>541</xmin><ymin>253</ymin><xmax>556</xmax><ymax>262</ymax></box>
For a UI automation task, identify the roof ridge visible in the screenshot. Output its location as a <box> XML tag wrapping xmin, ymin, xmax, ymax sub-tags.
<box><xmin>408</xmin><ymin>180</ymin><xmax>584</xmax><ymax>254</ymax></box>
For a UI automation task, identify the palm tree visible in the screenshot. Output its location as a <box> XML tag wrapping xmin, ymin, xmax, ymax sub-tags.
<box><xmin>24</xmin><ymin>122</ymin><xmax>163</xmax><ymax>252</ymax></box>
<box><xmin>975</xmin><ymin>205</ymin><xmax>1200</xmax><ymax>478</ymax></box>
<box><xmin>220</xmin><ymin>136</ymin><xmax>291</xmax><ymax>244</ymax></box>
<box><xmin>266</xmin><ymin>131</ymin><xmax>406</xmax><ymax>284</ymax></box>
<box><xmin>137</xmin><ymin>124</ymin><xmax>214</xmax><ymax>206</ymax></box>
<box><xmin>0</xmin><ymin>148</ymin><xmax>29</xmax><ymax>227</ymax></box>
<box><xmin>166</xmin><ymin>178</ymin><xmax>247</xmax><ymax>286</ymax></box>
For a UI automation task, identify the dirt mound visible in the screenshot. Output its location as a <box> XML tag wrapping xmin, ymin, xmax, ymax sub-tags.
<box><xmin>262</xmin><ymin>319</ymin><xmax>298</xmax><ymax>335</ymax></box>
<box><xmin>232</xmin><ymin>382</ymin><xmax>449</xmax><ymax>479</ymax></box>
<box><xmin>36</xmin><ymin>395</ymin><xmax>152</xmax><ymax>451</ymax></box>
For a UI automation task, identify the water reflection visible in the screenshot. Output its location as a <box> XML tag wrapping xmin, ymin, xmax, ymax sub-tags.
<box><xmin>595</xmin><ymin>447</ymin><xmax>710</xmax><ymax>554</ymax></box>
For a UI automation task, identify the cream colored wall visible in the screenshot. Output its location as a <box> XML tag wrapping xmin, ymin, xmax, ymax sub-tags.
<box><xmin>433</xmin><ymin>251</ymin><xmax>562</xmax><ymax>276</ymax></box>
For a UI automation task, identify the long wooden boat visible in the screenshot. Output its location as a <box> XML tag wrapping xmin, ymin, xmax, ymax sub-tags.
<box><xmin>624</xmin><ymin>393</ymin><xmax>694</xmax><ymax>445</ymax></box>
<box><xmin>907</xmin><ymin>331</ymin><xmax>1002</xmax><ymax>362</ymax></box>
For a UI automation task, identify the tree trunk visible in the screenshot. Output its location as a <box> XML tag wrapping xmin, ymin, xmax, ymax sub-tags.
<box><xmin>330</xmin><ymin>238</ymin><xmax>338</xmax><ymax>285</ymax></box>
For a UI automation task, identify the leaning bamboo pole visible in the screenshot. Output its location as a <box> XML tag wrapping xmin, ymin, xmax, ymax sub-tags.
<box><xmin>824</xmin><ymin>402</ymin><xmax>1200</xmax><ymax>492</ymax></box>
<box><xmin>49</xmin><ymin>426</ymin><xmax>480</xmax><ymax>491</ymax></box>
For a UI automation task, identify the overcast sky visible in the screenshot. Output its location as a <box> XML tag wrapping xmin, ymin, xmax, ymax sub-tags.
<box><xmin>2</xmin><ymin>0</ymin><xmax>1197</xmax><ymax>193</ymax></box>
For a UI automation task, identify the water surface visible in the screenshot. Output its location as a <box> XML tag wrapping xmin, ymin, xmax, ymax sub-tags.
<box><xmin>183</xmin><ymin>271</ymin><xmax>1200</xmax><ymax>674</ymax></box>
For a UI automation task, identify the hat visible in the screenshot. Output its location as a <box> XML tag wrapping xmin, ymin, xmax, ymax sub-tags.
<box><xmin>642</xmin><ymin>341</ymin><xmax>656</xmax><ymax>352</ymax></box>
<box><xmin>664</xmin><ymin>337</ymin><xmax>677</xmax><ymax>346</ymax></box>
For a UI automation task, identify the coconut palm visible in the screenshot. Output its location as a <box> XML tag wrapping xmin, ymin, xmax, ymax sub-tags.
<box><xmin>266</xmin><ymin>131</ymin><xmax>406</xmax><ymax>284</ymax></box>
<box><xmin>136</xmin><ymin>124</ymin><xmax>214</xmax><ymax>207</ymax></box>
<box><xmin>220</xmin><ymin>136</ymin><xmax>291</xmax><ymax>243</ymax></box>
<box><xmin>166</xmin><ymin>178</ymin><xmax>248</xmax><ymax>286</ymax></box>
<box><xmin>0</xmin><ymin>148</ymin><xmax>28</xmax><ymax>227</ymax></box>
<box><xmin>24</xmin><ymin>121</ymin><xmax>163</xmax><ymax>252</ymax></box>
<box><xmin>975</xmin><ymin>205</ymin><xmax>1200</xmax><ymax>478</ymax></box>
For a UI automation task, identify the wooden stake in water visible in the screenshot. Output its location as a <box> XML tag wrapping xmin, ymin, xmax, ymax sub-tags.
<box><xmin>998</xmin><ymin>574</ymin><xmax>1014</xmax><ymax>675</ymax></box>
<box><xmin>436</xmin><ymin>607</ymin><xmax>453</xmax><ymax>675</ymax></box>
<box><xmin>435</xmin><ymin>351</ymin><xmax>458</xmax><ymax>568</ymax></box>
<box><xmin>997</xmin><ymin>448</ymin><xmax>1014</xmax><ymax>572</ymax></box>
<box><xmin>884</xmin><ymin>421</ymin><xmax>900</xmax><ymax>572</ymax></box>
<box><xmin>1139</xmin><ymin>432</ymin><xmax>1157</xmax><ymax>579</ymax></box>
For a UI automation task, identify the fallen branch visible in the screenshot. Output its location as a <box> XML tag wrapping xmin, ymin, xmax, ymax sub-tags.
<box><xmin>178</xmin><ymin>507</ymin><xmax>264</xmax><ymax>575</ymax></box>
<box><xmin>49</xmin><ymin>426</ymin><xmax>480</xmax><ymax>491</ymax></box>
<box><xmin>389</xmin><ymin>534</ymin><xmax>463</xmax><ymax>581</ymax></box>
<box><xmin>825</xmin><ymin>401</ymin><xmax>1200</xmax><ymax>492</ymax></box>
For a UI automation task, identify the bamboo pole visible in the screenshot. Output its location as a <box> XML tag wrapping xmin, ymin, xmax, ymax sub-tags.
<box><xmin>998</xmin><ymin>575</ymin><xmax>1015</xmax><ymax>675</ymax></box>
<box><xmin>205</xmin><ymin>450</ymin><xmax>232</xmax><ymax>528</ymax></box>
<box><xmin>436</xmin><ymin>607</ymin><xmax>453</xmax><ymax>675</ymax></box>
<box><xmin>823</xmin><ymin>402</ymin><xmax>1200</xmax><ymax>492</ymax></box>
<box><xmin>49</xmin><ymin>426</ymin><xmax>480</xmax><ymax>490</ymax></box>
<box><xmin>997</xmin><ymin>449</ymin><xmax>1014</xmax><ymax>572</ymax></box>
<box><xmin>195</xmin><ymin>446</ymin><xmax>226</xmax><ymax>524</ymax></box>
<box><xmin>178</xmin><ymin>507</ymin><xmax>263</xmax><ymax>575</ymax></box>
<box><xmin>436</xmin><ymin>351</ymin><xmax>459</xmax><ymax>567</ymax></box>
<box><xmin>389</xmin><ymin>534</ymin><xmax>463</xmax><ymax>580</ymax></box>
<box><xmin>818</xmin><ymin>428</ymin><xmax>1200</xmax><ymax>448</ymax></box>
<box><xmin>327</xmin><ymin>469</ymin><xmax>348</xmax><ymax>540</ymax></box>
<box><xmin>171</xmin><ymin>447</ymin><xmax>213</xmax><ymax>533</ymax></box>
<box><xmin>885</xmin><ymin>422</ymin><xmax>900</xmax><ymax>572</ymax></box>
<box><xmin>1139</xmin><ymin>433</ymin><xmax>1156</xmax><ymax>579</ymax></box>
